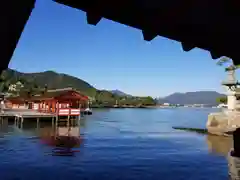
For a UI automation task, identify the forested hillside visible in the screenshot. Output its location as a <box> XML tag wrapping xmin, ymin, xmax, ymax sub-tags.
<box><xmin>0</xmin><ymin>69</ymin><xmax>156</xmax><ymax>107</ymax></box>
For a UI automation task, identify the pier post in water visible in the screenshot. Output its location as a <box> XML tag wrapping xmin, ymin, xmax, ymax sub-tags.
<box><xmin>36</xmin><ymin>118</ymin><xmax>39</xmax><ymax>129</ymax></box>
<box><xmin>67</xmin><ymin>114</ymin><xmax>70</xmax><ymax>127</ymax></box>
<box><xmin>15</xmin><ymin>116</ymin><xmax>19</xmax><ymax>127</ymax></box>
<box><xmin>20</xmin><ymin>117</ymin><xmax>24</xmax><ymax>129</ymax></box>
<box><xmin>14</xmin><ymin>116</ymin><xmax>17</xmax><ymax>125</ymax></box>
<box><xmin>52</xmin><ymin>117</ymin><xmax>54</xmax><ymax>127</ymax></box>
<box><xmin>17</xmin><ymin>117</ymin><xmax>20</xmax><ymax>128</ymax></box>
<box><xmin>78</xmin><ymin>103</ymin><xmax>81</xmax><ymax>123</ymax></box>
<box><xmin>55</xmin><ymin>102</ymin><xmax>59</xmax><ymax>131</ymax></box>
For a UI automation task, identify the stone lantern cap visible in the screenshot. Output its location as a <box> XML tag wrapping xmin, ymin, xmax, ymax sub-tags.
<box><xmin>222</xmin><ymin>81</ymin><xmax>240</xmax><ymax>87</ymax></box>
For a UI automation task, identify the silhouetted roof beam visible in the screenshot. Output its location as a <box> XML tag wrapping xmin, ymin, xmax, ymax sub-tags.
<box><xmin>1</xmin><ymin>0</ymin><xmax>36</xmax><ymax>73</ymax></box>
<box><xmin>87</xmin><ymin>12</ymin><xmax>102</xmax><ymax>25</ymax></box>
<box><xmin>54</xmin><ymin>0</ymin><xmax>240</xmax><ymax>65</ymax></box>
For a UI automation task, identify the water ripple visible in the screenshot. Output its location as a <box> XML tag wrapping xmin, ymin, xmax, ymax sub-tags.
<box><xmin>0</xmin><ymin>108</ymin><xmax>229</xmax><ymax>180</ymax></box>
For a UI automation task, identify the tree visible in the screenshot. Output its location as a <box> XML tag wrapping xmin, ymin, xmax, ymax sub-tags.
<box><xmin>41</xmin><ymin>84</ymin><xmax>48</xmax><ymax>95</ymax></box>
<box><xmin>0</xmin><ymin>73</ymin><xmax>11</xmax><ymax>93</ymax></box>
<box><xmin>0</xmin><ymin>82</ymin><xmax>9</xmax><ymax>93</ymax></box>
<box><xmin>216</xmin><ymin>96</ymin><xmax>227</xmax><ymax>104</ymax></box>
<box><xmin>216</xmin><ymin>57</ymin><xmax>239</xmax><ymax>71</ymax></box>
<box><xmin>139</xmin><ymin>96</ymin><xmax>156</xmax><ymax>106</ymax></box>
<box><xmin>216</xmin><ymin>57</ymin><xmax>240</xmax><ymax>82</ymax></box>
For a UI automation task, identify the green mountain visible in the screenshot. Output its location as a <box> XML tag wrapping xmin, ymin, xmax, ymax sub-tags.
<box><xmin>1</xmin><ymin>69</ymin><xmax>156</xmax><ymax>107</ymax></box>
<box><xmin>1</xmin><ymin>69</ymin><xmax>97</xmax><ymax>97</ymax></box>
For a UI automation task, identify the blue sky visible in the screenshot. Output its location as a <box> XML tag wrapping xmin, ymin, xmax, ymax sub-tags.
<box><xmin>9</xmin><ymin>0</ymin><xmax>234</xmax><ymax>97</ymax></box>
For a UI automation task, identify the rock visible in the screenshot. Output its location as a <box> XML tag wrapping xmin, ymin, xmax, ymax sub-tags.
<box><xmin>206</xmin><ymin>111</ymin><xmax>240</xmax><ymax>136</ymax></box>
<box><xmin>206</xmin><ymin>112</ymin><xmax>229</xmax><ymax>136</ymax></box>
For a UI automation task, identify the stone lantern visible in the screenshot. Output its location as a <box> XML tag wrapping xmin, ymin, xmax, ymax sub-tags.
<box><xmin>222</xmin><ymin>66</ymin><xmax>240</xmax><ymax>111</ymax></box>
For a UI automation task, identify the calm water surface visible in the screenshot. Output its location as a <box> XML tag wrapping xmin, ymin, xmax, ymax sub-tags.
<box><xmin>0</xmin><ymin>108</ymin><xmax>232</xmax><ymax>180</ymax></box>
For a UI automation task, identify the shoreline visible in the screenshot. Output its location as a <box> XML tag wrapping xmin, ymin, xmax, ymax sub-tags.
<box><xmin>91</xmin><ymin>105</ymin><xmax>218</xmax><ymax>109</ymax></box>
<box><xmin>91</xmin><ymin>105</ymin><xmax>160</xmax><ymax>109</ymax></box>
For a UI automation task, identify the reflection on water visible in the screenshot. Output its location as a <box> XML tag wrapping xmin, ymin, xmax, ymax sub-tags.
<box><xmin>0</xmin><ymin>108</ymin><xmax>235</xmax><ymax>180</ymax></box>
<box><xmin>0</xmin><ymin>119</ymin><xmax>11</xmax><ymax>135</ymax></box>
<box><xmin>228</xmin><ymin>151</ymin><xmax>240</xmax><ymax>180</ymax></box>
<box><xmin>21</xmin><ymin>119</ymin><xmax>83</xmax><ymax>156</ymax></box>
<box><xmin>206</xmin><ymin>135</ymin><xmax>233</xmax><ymax>156</ymax></box>
<box><xmin>40</xmin><ymin>124</ymin><xmax>82</xmax><ymax>149</ymax></box>
<box><xmin>8</xmin><ymin>118</ymin><xmax>83</xmax><ymax>152</ymax></box>
<box><xmin>201</xmin><ymin>134</ymin><xmax>240</xmax><ymax>179</ymax></box>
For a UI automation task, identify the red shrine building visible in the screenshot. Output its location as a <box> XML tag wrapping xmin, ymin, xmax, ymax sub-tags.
<box><xmin>6</xmin><ymin>88</ymin><xmax>89</xmax><ymax>116</ymax></box>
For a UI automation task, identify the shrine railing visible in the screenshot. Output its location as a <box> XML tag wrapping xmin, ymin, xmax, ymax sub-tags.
<box><xmin>58</xmin><ymin>108</ymin><xmax>81</xmax><ymax>116</ymax></box>
<box><xmin>38</xmin><ymin>108</ymin><xmax>82</xmax><ymax>116</ymax></box>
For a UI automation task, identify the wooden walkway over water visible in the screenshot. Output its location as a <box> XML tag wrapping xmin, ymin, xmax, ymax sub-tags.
<box><xmin>0</xmin><ymin>109</ymin><xmax>56</xmax><ymax>118</ymax></box>
<box><xmin>0</xmin><ymin>109</ymin><xmax>81</xmax><ymax>129</ymax></box>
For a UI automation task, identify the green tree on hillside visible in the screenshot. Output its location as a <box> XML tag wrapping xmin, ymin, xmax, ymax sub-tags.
<box><xmin>139</xmin><ymin>96</ymin><xmax>156</xmax><ymax>106</ymax></box>
<box><xmin>216</xmin><ymin>96</ymin><xmax>227</xmax><ymax>104</ymax></box>
<box><xmin>94</xmin><ymin>90</ymin><xmax>116</xmax><ymax>106</ymax></box>
<box><xmin>41</xmin><ymin>84</ymin><xmax>48</xmax><ymax>95</ymax></box>
<box><xmin>0</xmin><ymin>73</ymin><xmax>11</xmax><ymax>93</ymax></box>
<box><xmin>216</xmin><ymin>57</ymin><xmax>240</xmax><ymax>71</ymax></box>
<box><xmin>216</xmin><ymin>57</ymin><xmax>240</xmax><ymax>83</ymax></box>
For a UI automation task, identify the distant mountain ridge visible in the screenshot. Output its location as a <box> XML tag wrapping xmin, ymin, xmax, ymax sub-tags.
<box><xmin>157</xmin><ymin>91</ymin><xmax>226</xmax><ymax>105</ymax></box>
<box><xmin>110</xmin><ymin>90</ymin><xmax>132</xmax><ymax>97</ymax></box>
<box><xmin>2</xmin><ymin>69</ymin><xmax>225</xmax><ymax>105</ymax></box>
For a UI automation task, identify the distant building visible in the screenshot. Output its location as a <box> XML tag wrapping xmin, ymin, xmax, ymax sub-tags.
<box><xmin>163</xmin><ymin>103</ymin><xmax>170</xmax><ymax>106</ymax></box>
<box><xmin>8</xmin><ymin>81</ymin><xmax>23</xmax><ymax>92</ymax></box>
